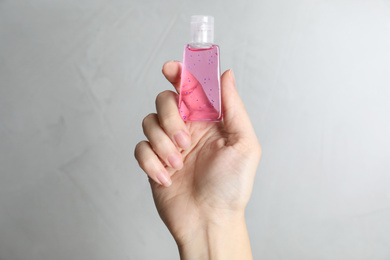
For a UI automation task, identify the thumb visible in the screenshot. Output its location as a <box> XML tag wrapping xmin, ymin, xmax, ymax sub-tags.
<box><xmin>221</xmin><ymin>69</ymin><xmax>256</xmax><ymax>139</ymax></box>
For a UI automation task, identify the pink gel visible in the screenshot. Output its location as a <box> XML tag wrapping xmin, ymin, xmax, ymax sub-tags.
<box><xmin>179</xmin><ymin>44</ymin><xmax>222</xmax><ymax>121</ymax></box>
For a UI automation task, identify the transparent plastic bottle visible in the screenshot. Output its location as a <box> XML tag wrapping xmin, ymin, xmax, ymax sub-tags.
<box><xmin>179</xmin><ymin>15</ymin><xmax>222</xmax><ymax>121</ymax></box>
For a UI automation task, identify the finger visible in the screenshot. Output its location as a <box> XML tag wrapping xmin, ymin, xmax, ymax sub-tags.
<box><xmin>162</xmin><ymin>60</ymin><xmax>182</xmax><ymax>94</ymax></box>
<box><xmin>221</xmin><ymin>69</ymin><xmax>256</xmax><ymax>139</ymax></box>
<box><xmin>155</xmin><ymin>90</ymin><xmax>191</xmax><ymax>150</ymax></box>
<box><xmin>134</xmin><ymin>141</ymin><xmax>172</xmax><ymax>187</ymax></box>
<box><xmin>142</xmin><ymin>113</ymin><xmax>184</xmax><ymax>170</ymax></box>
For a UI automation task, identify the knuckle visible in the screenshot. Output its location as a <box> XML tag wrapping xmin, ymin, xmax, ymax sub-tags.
<box><xmin>160</xmin><ymin>112</ymin><xmax>178</xmax><ymax>130</ymax></box>
<box><xmin>155</xmin><ymin>90</ymin><xmax>174</xmax><ymax>105</ymax></box>
<box><xmin>142</xmin><ymin>113</ymin><xmax>157</xmax><ymax>129</ymax></box>
<box><xmin>134</xmin><ymin>141</ymin><xmax>147</xmax><ymax>160</ymax></box>
<box><xmin>153</xmin><ymin>138</ymin><xmax>173</xmax><ymax>155</ymax></box>
<box><xmin>139</xmin><ymin>157</ymin><xmax>152</xmax><ymax>172</ymax></box>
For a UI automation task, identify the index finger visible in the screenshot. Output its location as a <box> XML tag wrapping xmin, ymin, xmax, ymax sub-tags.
<box><xmin>162</xmin><ymin>61</ymin><xmax>182</xmax><ymax>94</ymax></box>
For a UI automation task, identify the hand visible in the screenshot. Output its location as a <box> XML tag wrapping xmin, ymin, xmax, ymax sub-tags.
<box><xmin>134</xmin><ymin>61</ymin><xmax>261</xmax><ymax>260</ymax></box>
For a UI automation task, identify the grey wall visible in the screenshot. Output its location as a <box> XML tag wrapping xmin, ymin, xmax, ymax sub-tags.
<box><xmin>1</xmin><ymin>0</ymin><xmax>390</xmax><ymax>259</ymax></box>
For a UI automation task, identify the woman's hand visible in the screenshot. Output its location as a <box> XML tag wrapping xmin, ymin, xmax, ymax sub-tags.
<box><xmin>134</xmin><ymin>61</ymin><xmax>261</xmax><ymax>260</ymax></box>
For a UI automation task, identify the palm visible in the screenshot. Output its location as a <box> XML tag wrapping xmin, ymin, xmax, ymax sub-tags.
<box><xmin>150</xmin><ymin>121</ymin><xmax>257</xmax><ymax>243</ymax></box>
<box><xmin>134</xmin><ymin>62</ymin><xmax>261</xmax><ymax>246</ymax></box>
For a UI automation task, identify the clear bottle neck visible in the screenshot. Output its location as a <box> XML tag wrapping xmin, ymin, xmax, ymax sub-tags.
<box><xmin>189</xmin><ymin>43</ymin><xmax>213</xmax><ymax>49</ymax></box>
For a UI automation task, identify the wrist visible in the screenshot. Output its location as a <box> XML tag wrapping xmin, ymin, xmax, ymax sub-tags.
<box><xmin>177</xmin><ymin>212</ymin><xmax>253</xmax><ymax>260</ymax></box>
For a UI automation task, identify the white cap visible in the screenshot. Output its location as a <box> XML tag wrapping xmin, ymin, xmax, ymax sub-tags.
<box><xmin>190</xmin><ymin>15</ymin><xmax>214</xmax><ymax>47</ymax></box>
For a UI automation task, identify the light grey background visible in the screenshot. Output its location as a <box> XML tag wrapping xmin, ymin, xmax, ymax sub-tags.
<box><xmin>1</xmin><ymin>0</ymin><xmax>390</xmax><ymax>259</ymax></box>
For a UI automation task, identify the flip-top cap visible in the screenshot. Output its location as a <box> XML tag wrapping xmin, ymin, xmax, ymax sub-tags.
<box><xmin>190</xmin><ymin>15</ymin><xmax>214</xmax><ymax>46</ymax></box>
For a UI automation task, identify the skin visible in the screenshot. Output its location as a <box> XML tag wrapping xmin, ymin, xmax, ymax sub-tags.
<box><xmin>134</xmin><ymin>61</ymin><xmax>261</xmax><ymax>260</ymax></box>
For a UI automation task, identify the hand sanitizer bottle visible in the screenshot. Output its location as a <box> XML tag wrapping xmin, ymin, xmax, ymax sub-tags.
<box><xmin>179</xmin><ymin>15</ymin><xmax>222</xmax><ymax>121</ymax></box>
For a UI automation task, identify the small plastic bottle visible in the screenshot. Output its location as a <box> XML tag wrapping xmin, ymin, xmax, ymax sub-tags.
<box><xmin>179</xmin><ymin>15</ymin><xmax>222</xmax><ymax>121</ymax></box>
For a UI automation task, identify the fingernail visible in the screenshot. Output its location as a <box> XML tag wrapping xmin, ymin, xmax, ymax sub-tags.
<box><xmin>168</xmin><ymin>153</ymin><xmax>183</xmax><ymax>170</ymax></box>
<box><xmin>229</xmin><ymin>69</ymin><xmax>236</xmax><ymax>86</ymax></box>
<box><xmin>157</xmin><ymin>171</ymin><xmax>172</xmax><ymax>187</ymax></box>
<box><xmin>174</xmin><ymin>131</ymin><xmax>190</xmax><ymax>149</ymax></box>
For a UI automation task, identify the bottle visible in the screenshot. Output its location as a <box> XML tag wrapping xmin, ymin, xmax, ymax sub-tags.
<box><xmin>179</xmin><ymin>15</ymin><xmax>222</xmax><ymax>121</ymax></box>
